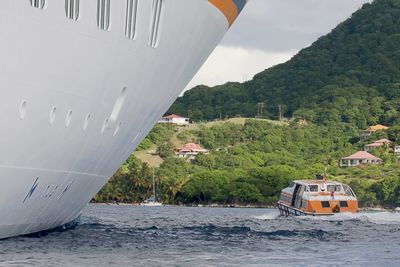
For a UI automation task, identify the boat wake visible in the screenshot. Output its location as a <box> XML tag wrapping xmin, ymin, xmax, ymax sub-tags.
<box><xmin>299</xmin><ymin>211</ymin><xmax>400</xmax><ymax>224</ymax></box>
<box><xmin>252</xmin><ymin>210</ymin><xmax>281</xmax><ymax>220</ymax></box>
<box><xmin>252</xmin><ymin>210</ymin><xmax>400</xmax><ymax>225</ymax></box>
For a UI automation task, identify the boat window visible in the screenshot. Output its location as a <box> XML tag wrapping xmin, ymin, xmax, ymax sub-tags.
<box><xmin>343</xmin><ymin>184</ymin><xmax>356</xmax><ymax>197</ymax></box>
<box><xmin>125</xmin><ymin>0</ymin><xmax>138</xmax><ymax>39</ymax></box>
<box><xmin>97</xmin><ymin>0</ymin><xmax>111</xmax><ymax>31</ymax></box>
<box><xmin>309</xmin><ymin>185</ymin><xmax>319</xmax><ymax>192</ymax></box>
<box><xmin>30</xmin><ymin>0</ymin><xmax>45</xmax><ymax>9</ymax></box>
<box><xmin>327</xmin><ymin>185</ymin><xmax>341</xmax><ymax>192</ymax></box>
<box><xmin>66</xmin><ymin>0</ymin><xmax>80</xmax><ymax>20</ymax></box>
<box><xmin>340</xmin><ymin>201</ymin><xmax>349</xmax><ymax>208</ymax></box>
<box><xmin>288</xmin><ymin>182</ymin><xmax>295</xmax><ymax>188</ymax></box>
<box><xmin>321</xmin><ymin>201</ymin><xmax>330</xmax><ymax>208</ymax></box>
<box><xmin>148</xmin><ymin>0</ymin><xmax>165</xmax><ymax>48</ymax></box>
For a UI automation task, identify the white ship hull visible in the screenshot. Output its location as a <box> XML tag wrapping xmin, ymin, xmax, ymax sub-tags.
<box><xmin>0</xmin><ymin>0</ymin><xmax>247</xmax><ymax>238</ymax></box>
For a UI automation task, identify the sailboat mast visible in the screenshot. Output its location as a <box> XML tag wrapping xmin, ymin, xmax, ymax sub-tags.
<box><xmin>152</xmin><ymin>168</ymin><xmax>156</xmax><ymax>201</ymax></box>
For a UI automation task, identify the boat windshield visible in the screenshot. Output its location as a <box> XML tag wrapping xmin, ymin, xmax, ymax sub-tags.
<box><xmin>327</xmin><ymin>185</ymin><xmax>341</xmax><ymax>192</ymax></box>
<box><xmin>343</xmin><ymin>184</ymin><xmax>356</xmax><ymax>197</ymax></box>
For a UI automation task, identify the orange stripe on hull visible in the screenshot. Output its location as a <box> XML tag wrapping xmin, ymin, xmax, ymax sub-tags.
<box><xmin>208</xmin><ymin>0</ymin><xmax>239</xmax><ymax>26</ymax></box>
<box><xmin>307</xmin><ymin>200</ymin><xmax>359</xmax><ymax>214</ymax></box>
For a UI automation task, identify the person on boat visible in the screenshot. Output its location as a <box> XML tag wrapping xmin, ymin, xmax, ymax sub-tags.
<box><xmin>331</xmin><ymin>190</ymin><xmax>335</xmax><ymax>199</ymax></box>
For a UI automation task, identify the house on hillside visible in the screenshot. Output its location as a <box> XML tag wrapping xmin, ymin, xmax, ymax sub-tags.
<box><xmin>364</xmin><ymin>139</ymin><xmax>392</xmax><ymax>152</ymax></box>
<box><xmin>361</xmin><ymin>124</ymin><xmax>389</xmax><ymax>140</ymax></box>
<box><xmin>158</xmin><ymin>114</ymin><xmax>190</xmax><ymax>126</ymax></box>
<box><xmin>177</xmin><ymin>143</ymin><xmax>209</xmax><ymax>160</ymax></box>
<box><xmin>340</xmin><ymin>151</ymin><xmax>382</xmax><ymax>167</ymax></box>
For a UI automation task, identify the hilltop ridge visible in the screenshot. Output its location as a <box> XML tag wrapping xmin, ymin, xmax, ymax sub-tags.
<box><xmin>169</xmin><ymin>0</ymin><xmax>400</xmax><ymax>129</ymax></box>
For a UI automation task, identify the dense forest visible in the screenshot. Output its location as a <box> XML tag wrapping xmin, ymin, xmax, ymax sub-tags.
<box><xmin>95</xmin><ymin>0</ymin><xmax>400</xmax><ymax>208</ymax></box>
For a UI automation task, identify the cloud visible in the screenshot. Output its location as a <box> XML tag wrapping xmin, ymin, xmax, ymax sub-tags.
<box><xmin>184</xmin><ymin>0</ymin><xmax>373</xmax><ymax>92</ymax></box>
<box><xmin>223</xmin><ymin>0</ymin><xmax>373</xmax><ymax>52</ymax></box>
<box><xmin>185</xmin><ymin>46</ymin><xmax>295</xmax><ymax>92</ymax></box>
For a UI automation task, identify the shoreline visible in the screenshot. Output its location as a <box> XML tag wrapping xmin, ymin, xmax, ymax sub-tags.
<box><xmin>91</xmin><ymin>202</ymin><xmax>399</xmax><ymax>211</ymax></box>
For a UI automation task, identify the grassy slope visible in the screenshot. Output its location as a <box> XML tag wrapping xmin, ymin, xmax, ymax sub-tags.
<box><xmin>133</xmin><ymin>144</ymin><xmax>164</xmax><ymax>168</ymax></box>
<box><xmin>134</xmin><ymin>118</ymin><xmax>289</xmax><ymax>167</ymax></box>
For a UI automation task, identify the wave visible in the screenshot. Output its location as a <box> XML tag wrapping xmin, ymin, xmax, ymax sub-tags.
<box><xmin>180</xmin><ymin>224</ymin><xmax>338</xmax><ymax>240</ymax></box>
<box><xmin>299</xmin><ymin>211</ymin><xmax>400</xmax><ymax>224</ymax></box>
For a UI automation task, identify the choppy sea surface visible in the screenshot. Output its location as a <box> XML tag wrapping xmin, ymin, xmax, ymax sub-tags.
<box><xmin>0</xmin><ymin>204</ymin><xmax>399</xmax><ymax>267</ymax></box>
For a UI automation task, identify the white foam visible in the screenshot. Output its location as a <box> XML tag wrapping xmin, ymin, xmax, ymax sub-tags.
<box><xmin>253</xmin><ymin>210</ymin><xmax>281</xmax><ymax>220</ymax></box>
<box><xmin>300</xmin><ymin>211</ymin><xmax>400</xmax><ymax>224</ymax></box>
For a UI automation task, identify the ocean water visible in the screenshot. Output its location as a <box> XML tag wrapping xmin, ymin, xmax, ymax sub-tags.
<box><xmin>0</xmin><ymin>204</ymin><xmax>399</xmax><ymax>267</ymax></box>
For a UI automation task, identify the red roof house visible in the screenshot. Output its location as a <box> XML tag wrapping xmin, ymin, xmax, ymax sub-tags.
<box><xmin>178</xmin><ymin>143</ymin><xmax>209</xmax><ymax>160</ymax></box>
<box><xmin>364</xmin><ymin>139</ymin><xmax>392</xmax><ymax>152</ymax></box>
<box><xmin>340</xmin><ymin>151</ymin><xmax>382</xmax><ymax>167</ymax></box>
<box><xmin>158</xmin><ymin>114</ymin><xmax>189</xmax><ymax>126</ymax></box>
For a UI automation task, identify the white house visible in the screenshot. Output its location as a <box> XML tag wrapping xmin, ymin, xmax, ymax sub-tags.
<box><xmin>158</xmin><ymin>114</ymin><xmax>190</xmax><ymax>126</ymax></box>
<box><xmin>340</xmin><ymin>151</ymin><xmax>382</xmax><ymax>167</ymax></box>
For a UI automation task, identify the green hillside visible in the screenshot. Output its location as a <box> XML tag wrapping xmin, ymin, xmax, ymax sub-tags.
<box><xmin>169</xmin><ymin>0</ymin><xmax>400</xmax><ymax>129</ymax></box>
<box><xmin>95</xmin><ymin>120</ymin><xmax>399</xmax><ymax>207</ymax></box>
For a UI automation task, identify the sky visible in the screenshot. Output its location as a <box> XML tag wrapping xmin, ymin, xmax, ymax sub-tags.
<box><xmin>185</xmin><ymin>0</ymin><xmax>373</xmax><ymax>91</ymax></box>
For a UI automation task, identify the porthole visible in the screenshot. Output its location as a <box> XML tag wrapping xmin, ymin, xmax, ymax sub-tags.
<box><xmin>49</xmin><ymin>106</ymin><xmax>57</xmax><ymax>124</ymax></box>
<box><xmin>65</xmin><ymin>110</ymin><xmax>73</xmax><ymax>127</ymax></box>
<box><xmin>110</xmin><ymin>87</ymin><xmax>127</xmax><ymax>122</ymax></box>
<box><xmin>113</xmin><ymin>122</ymin><xmax>122</xmax><ymax>137</ymax></box>
<box><xmin>19</xmin><ymin>101</ymin><xmax>27</xmax><ymax>120</ymax></box>
<box><xmin>101</xmin><ymin>118</ymin><xmax>109</xmax><ymax>134</ymax></box>
<box><xmin>83</xmin><ymin>113</ymin><xmax>91</xmax><ymax>130</ymax></box>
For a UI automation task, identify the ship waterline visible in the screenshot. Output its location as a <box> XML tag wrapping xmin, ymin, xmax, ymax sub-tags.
<box><xmin>0</xmin><ymin>0</ymin><xmax>247</xmax><ymax>239</ymax></box>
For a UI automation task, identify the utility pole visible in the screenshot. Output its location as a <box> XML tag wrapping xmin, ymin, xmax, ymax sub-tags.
<box><xmin>278</xmin><ymin>105</ymin><xmax>283</xmax><ymax>121</ymax></box>
<box><xmin>256</xmin><ymin>102</ymin><xmax>265</xmax><ymax>119</ymax></box>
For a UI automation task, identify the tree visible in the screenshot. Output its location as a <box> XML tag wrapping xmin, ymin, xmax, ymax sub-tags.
<box><xmin>157</xmin><ymin>140</ymin><xmax>175</xmax><ymax>159</ymax></box>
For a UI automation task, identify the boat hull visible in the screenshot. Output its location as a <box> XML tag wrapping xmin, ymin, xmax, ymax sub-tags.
<box><xmin>0</xmin><ymin>0</ymin><xmax>244</xmax><ymax>239</ymax></box>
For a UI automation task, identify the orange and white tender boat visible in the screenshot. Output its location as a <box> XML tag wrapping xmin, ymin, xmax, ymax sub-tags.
<box><xmin>277</xmin><ymin>179</ymin><xmax>359</xmax><ymax>216</ymax></box>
